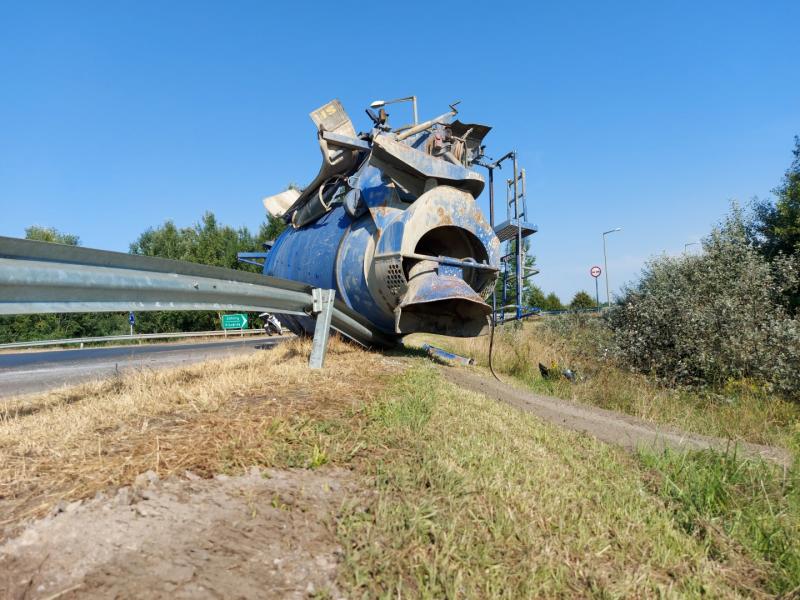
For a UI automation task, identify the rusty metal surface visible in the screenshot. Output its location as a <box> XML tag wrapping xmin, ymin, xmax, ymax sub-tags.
<box><xmin>396</xmin><ymin>259</ymin><xmax>490</xmax><ymax>336</ymax></box>
<box><xmin>422</xmin><ymin>343</ymin><xmax>476</xmax><ymax>367</ymax></box>
<box><xmin>284</xmin><ymin>99</ymin><xmax>361</xmax><ymax>224</ymax></box>
<box><xmin>371</xmin><ymin>134</ymin><xmax>485</xmax><ymax>197</ymax></box>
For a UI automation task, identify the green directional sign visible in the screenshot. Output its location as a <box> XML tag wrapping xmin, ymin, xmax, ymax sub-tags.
<box><xmin>221</xmin><ymin>313</ymin><xmax>248</xmax><ymax>330</ymax></box>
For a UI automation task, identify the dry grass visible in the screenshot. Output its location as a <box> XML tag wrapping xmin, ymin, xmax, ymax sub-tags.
<box><xmin>409</xmin><ymin>321</ymin><xmax>800</xmax><ymax>449</ymax></box>
<box><xmin>0</xmin><ymin>336</ymin><xmax>391</xmax><ymax>534</ymax></box>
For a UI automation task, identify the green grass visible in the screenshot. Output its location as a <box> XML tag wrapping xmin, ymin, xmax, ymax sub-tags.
<box><xmin>34</xmin><ymin>333</ymin><xmax>782</xmax><ymax>597</ymax></box>
<box><xmin>402</xmin><ymin>325</ymin><xmax>800</xmax><ymax>595</ymax></box>
<box><xmin>236</xmin><ymin>340</ymin><xmax>797</xmax><ymax>596</ymax></box>
<box><xmin>639</xmin><ymin>447</ymin><xmax>800</xmax><ymax>594</ymax></box>
<box><xmin>331</xmin><ymin>364</ymin><xmax>760</xmax><ymax>597</ymax></box>
<box><xmin>10</xmin><ymin>333</ymin><xmax>793</xmax><ymax>597</ymax></box>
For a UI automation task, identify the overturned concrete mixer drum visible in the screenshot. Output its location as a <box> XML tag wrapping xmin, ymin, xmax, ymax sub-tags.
<box><xmin>259</xmin><ymin>98</ymin><xmax>501</xmax><ymax>342</ymax></box>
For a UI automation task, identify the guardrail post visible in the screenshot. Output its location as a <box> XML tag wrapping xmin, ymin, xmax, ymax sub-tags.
<box><xmin>309</xmin><ymin>288</ymin><xmax>335</xmax><ymax>369</ymax></box>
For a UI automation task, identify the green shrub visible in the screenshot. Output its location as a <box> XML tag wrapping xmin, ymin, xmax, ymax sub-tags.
<box><xmin>607</xmin><ymin>207</ymin><xmax>800</xmax><ymax>398</ymax></box>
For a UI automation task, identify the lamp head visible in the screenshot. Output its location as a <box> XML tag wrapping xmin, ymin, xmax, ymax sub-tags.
<box><xmin>369</xmin><ymin>100</ymin><xmax>386</xmax><ymax>108</ymax></box>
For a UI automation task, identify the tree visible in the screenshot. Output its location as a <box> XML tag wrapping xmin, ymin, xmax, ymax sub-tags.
<box><xmin>494</xmin><ymin>238</ymin><xmax>538</xmax><ymax>308</ymax></box>
<box><xmin>522</xmin><ymin>284</ymin><xmax>569</xmax><ymax>312</ymax></box>
<box><xmin>131</xmin><ymin>212</ymin><xmax>262</xmax><ymax>272</ymax></box>
<box><xmin>525</xmin><ymin>284</ymin><xmax>548</xmax><ymax>309</ymax></box>
<box><xmin>542</xmin><ymin>293</ymin><xmax>564</xmax><ymax>311</ymax></box>
<box><xmin>259</xmin><ymin>215</ymin><xmax>286</xmax><ymax>243</ymax></box>
<box><xmin>0</xmin><ymin>227</ymin><xmax>127</xmax><ymax>342</ymax></box>
<box><xmin>24</xmin><ymin>225</ymin><xmax>80</xmax><ymax>246</ymax></box>
<box><xmin>749</xmin><ymin>136</ymin><xmax>800</xmax><ymax>314</ymax></box>
<box><xmin>751</xmin><ymin>135</ymin><xmax>800</xmax><ymax>258</ymax></box>
<box><xmin>0</xmin><ymin>209</ymin><xmax>284</xmax><ymax>341</ymax></box>
<box><xmin>570</xmin><ymin>291</ymin><xmax>595</xmax><ymax>310</ymax></box>
<box><xmin>129</xmin><ymin>211</ymin><xmax>272</xmax><ymax>332</ymax></box>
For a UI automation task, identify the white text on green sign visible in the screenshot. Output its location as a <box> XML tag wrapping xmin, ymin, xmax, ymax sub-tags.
<box><xmin>221</xmin><ymin>313</ymin><xmax>248</xmax><ymax>329</ymax></box>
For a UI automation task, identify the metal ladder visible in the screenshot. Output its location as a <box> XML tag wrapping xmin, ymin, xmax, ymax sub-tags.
<box><xmin>485</xmin><ymin>152</ymin><xmax>538</xmax><ymax>322</ymax></box>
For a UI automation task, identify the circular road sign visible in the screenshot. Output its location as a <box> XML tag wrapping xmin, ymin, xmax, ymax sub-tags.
<box><xmin>590</xmin><ymin>265</ymin><xmax>602</xmax><ymax>278</ymax></box>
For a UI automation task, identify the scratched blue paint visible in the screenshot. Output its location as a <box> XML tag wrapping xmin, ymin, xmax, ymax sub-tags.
<box><xmin>263</xmin><ymin>207</ymin><xmax>346</xmax><ymax>291</ymax></box>
<box><xmin>335</xmin><ymin>218</ymin><xmax>394</xmax><ymax>331</ymax></box>
<box><xmin>371</xmin><ymin>136</ymin><xmax>484</xmax><ymax>197</ymax></box>
<box><xmin>263</xmin><ymin>202</ymin><xmax>395</xmax><ymax>333</ymax></box>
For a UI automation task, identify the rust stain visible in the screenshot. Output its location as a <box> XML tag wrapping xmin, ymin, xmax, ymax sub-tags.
<box><xmin>435</xmin><ymin>206</ymin><xmax>453</xmax><ymax>226</ymax></box>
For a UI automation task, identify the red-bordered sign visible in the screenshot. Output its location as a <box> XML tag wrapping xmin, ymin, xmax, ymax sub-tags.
<box><xmin>590</xmin><ymin>265</ymin><xmax>602</xmax><ymax>278</ymax></box>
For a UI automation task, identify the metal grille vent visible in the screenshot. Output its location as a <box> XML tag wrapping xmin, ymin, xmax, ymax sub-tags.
<box><xmin>386</xmin><ymin>263</ymin><xmax>406</xmax><ymax>296</ymax></box>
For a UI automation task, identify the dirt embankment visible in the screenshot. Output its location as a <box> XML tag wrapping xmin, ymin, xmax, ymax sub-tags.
<box><xmin>1</xmin><ymin>467</ymin><xmax>354</xmax><ymax>600</ymax></box>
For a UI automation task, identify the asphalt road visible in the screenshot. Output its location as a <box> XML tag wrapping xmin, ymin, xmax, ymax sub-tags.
<box><xmin>0</xmin><ymin>336</ymin><xmax>288</xmax><ymax>398</ymax></box>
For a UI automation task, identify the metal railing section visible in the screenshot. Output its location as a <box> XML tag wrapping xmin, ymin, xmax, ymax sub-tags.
<box><xmin>0</xmin><ymin>329</ymin><xmax>272</xmax><ymax>350</ymax></box>
<box><xmin>0</xmin><ymin>237</ymin><xmax>394</xmax><ymax>368</ymax></box>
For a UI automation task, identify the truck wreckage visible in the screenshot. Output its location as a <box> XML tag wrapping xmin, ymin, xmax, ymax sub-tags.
<box><xmin>0</xmin><ymin>96</ymin><xmax>536</xmax><ymax>369</ymax></box>
<box><xmin>243</xmin><ymin>98</ymin><xmax>537</xmax><ymax>342</ymax></box>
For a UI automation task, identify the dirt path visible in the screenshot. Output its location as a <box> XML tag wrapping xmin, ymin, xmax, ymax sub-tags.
<box><xmin>0</xmin><ymin>467</ymin><xmax>353</xmax><ymax>600</ymax></box>
<box><xmin>442</xmin><ymin>366</ymin><xmax>793</xmax><ymax>467</ymax></box>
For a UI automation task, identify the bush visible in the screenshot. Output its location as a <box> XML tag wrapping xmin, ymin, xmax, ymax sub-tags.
<box><xmin>607</xmin><ymin>207</ymin><xmax>800</xmax><ymax>398</ymax></box>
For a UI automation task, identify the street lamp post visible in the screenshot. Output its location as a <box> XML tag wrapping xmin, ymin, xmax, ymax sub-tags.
<box><xmin>369</xmin><ymin>96</ymin><xmax>418</xmax><ymax>125</ymax></box>
<box><xmin>602</xmin><ymin>228</ymin><xmax>622</xmax><ymax>308</ymax></box>
<box><xmin>684</xmin><ymin>241</ymin><xmax>700</xmax><ymax>253</ymax></box>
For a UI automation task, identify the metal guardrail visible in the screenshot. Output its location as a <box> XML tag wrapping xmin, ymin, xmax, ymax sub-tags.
<box><xmin>492</xmin><ymin>307</ymin><xmax>606</xmax><ymax>322</ymax></box>
<box><xmin>0</xmin><ymin>329</ymin><xmax>271</xmax><ymax>350</ymax></box>
<box><xmin>0</xmin><ymin>237</ymin><xmax>395</xmax><ymax>368</ymax></box>
<box><xmin>537</xmin><ymin>308</ymin><xmax>607</xmax><ymax>316</ymax></box>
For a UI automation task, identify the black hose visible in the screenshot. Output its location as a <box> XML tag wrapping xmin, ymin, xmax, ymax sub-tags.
<box><xmin>488</xmin><ymin>293</ymin><xmax>502</xmax><ymax>382</ymax></box>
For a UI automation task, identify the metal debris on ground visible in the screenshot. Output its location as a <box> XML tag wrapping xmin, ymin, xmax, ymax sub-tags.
<box><xmin>539</xmin><ymin>362</ymin><xmax>578</xmax><ymax>382</ymax></box>
<box><xmin>422</xmin><ymin>343</ymin><xmax>475</xmax><ymax>367</ymax></box>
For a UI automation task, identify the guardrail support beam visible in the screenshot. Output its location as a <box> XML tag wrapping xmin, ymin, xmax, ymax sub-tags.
<box><xmin>0</xmin><ymin>237</ymin><xmax>395</xmax><ymax>355</ymax></box>
<box><xmin>309</xmin><ymin>288</ymin><xmax>335</xmax><ymax>369</ymax></box>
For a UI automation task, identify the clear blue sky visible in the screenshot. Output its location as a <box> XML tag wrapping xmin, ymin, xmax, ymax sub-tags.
<box><xmin>1</xmin><ymin>1</ymin><xmax>798</xmax><ymax>302</ymax></box>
